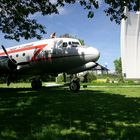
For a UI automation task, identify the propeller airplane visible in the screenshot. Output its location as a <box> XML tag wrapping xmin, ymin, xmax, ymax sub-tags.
<box><xmin>0</xmin><ymin>34</ymin><xmax>100</xmax><ymax>92</ymax></box>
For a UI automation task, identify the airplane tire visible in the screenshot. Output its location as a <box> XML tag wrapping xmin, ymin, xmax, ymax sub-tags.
<box><xmin>69</xmin><ymin>81</ymin><xmax>80</xmax><ymax>92</ymax></box>
<box><xmin>31</xmin><ymin>79</ymin><xmax>42</xmax><ymax>89</ymax></box>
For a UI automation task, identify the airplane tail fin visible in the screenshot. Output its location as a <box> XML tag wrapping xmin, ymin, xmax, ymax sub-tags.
<box><xmin>50</xmin><ymin>32</ymin><xmax>56</xmax><ymax>38</ymax></box>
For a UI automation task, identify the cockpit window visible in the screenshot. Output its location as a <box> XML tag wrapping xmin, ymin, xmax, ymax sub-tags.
<box><xmin>68</xmin><ymin>41</ymin><xmax>80</xmax><ymax>46</ymax></box>
<box><xmin>57</xmin><ymin>40</ymin><xmax>67</xmax><ymax>47</ymax></box>
<box><xmin>72</xmin><ymin>42</ymin><xmax>80</xmax><ymax>45</ymax></box>
<box><xmin>70</xmin><ymin>41</ymin><xmax>80</xmax><ymax>47</ymax></box>
<box><xmin>57</xmin><ymin>40</ymin><xmax>63</xmax><ymax>47</ymax></box>
<box><xmin>58</xmin><ymin>40</ymin><xmax>80</xmax><ymax>48</ymax></box>
<box><xmin>62</xmin><ymin>42</ymin><xmax>68</xmax><ymax>47</ymax></box>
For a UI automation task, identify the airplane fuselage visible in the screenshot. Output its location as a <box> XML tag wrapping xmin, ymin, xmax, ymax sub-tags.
<box><xmin>0</xmin><ymin>38</ymin><xmax>100</xmax><ymax>75</ymax></box>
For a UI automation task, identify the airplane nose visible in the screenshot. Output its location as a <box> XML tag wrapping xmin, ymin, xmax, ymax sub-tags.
<box><xmin>86</xmin><ymin>47</ymin><xmax>100</xmax><ymax>62</ymax></box>
<box><xmin>93</xmin><ymin>48</ymin><xmax>100</xmax><ymax>61</ymax></box>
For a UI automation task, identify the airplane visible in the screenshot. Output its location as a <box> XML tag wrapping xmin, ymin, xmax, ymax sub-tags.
<box><xmin>0</xmin><ymin>34</ymin><xmax>100</xmax><ymax>92</ymax></box>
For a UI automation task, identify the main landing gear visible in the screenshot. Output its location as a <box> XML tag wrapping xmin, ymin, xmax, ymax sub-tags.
<box><xmin>31</xmin><ymin>75</ymin><xmax>81</xmax><ymax>92</ymax></box>
<box><xmin>31</xmin><ymin>78</ymin><xmax>42</xmax><ymax>90</ymax></box>
<box><xmin>69</xmin><ymin>75</ymin><xmax>80</xmax><ymax>92</ymax></box>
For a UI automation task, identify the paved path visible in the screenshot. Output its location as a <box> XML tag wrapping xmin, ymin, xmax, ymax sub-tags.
<box><xmin>44</xmin><ymin>82</ymin><xmax>140</xmax><ymax>88</ymax></box>
<box><xmin>82</xmin><ymin>85</ymin><xmax>140</xmax><ymax>88</ymax></box>
<box><xmin>44</xmin><ymin>82</ymin><xmax>63</xmax><ymax>87</ymax></box>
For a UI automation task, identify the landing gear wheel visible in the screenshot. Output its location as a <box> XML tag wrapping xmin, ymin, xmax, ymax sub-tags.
<box><xmin>69</xmin><ymin>81</ymin><xmax>80</xmax><ymax>92</ymax></box>
<box><xmin>31</xmin><ymin>79</ymin><xmax>42</xmax><ymax>89</ymax></box>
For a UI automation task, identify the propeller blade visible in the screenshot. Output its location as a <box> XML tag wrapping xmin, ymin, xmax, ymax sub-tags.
<box><xmin>1</xmin><ymin>45</ymin><xmax>18</xmax><ymax>86</ymax></box>
<box><xmin>1</xmin><ymin>45</ymin><xmax>17</xmax><ymax>65</ymax></box>
<box><xmin>1</xmin><ymin>45</ymin><xmax>10</xmax><ymax>58</ymax></box>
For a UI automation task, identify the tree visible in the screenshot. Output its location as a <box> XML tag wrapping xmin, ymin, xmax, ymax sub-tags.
<box><xmin>0</xmin><ymin>0</ymin><xmax>139</xmax><ymax>41</ymax></box>
<box><xmin>114</xmin><ymin>57</ymin><xmax>122</xmax><ymax>75</ymax></box>
<box><xmin>78</xmin><ymin>39</ymin><xmax>85</xmax><ymax>45</ymax></box>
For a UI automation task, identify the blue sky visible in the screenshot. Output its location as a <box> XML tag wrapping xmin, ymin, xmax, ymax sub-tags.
<box><xmin>0</xmin><ymin>1</ymin><xmax>121</xmax><ymax>70</ymax></box>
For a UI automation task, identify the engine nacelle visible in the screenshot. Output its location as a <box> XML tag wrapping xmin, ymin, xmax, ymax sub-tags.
<box><xmin>0</xmin><ymin>56</ymin><xmax>17</xmax><ymax>73</ymax></box>
<box><xmin>67</xmin><ymin>62</ymin><xmax>97</xmax><ymax>74</ymax></box>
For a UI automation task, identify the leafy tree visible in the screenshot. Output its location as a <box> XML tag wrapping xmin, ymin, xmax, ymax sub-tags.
<box><xmin>78</xmin><ymin>39</ymin><xmax>85</xmax><ymax>45</ymax></box>
<box><xmin>114</xmin><ymin>57</ymin><xmax>122</xmax><ymax>75</ymax></box>
<box><xmin>0</xmin><ymin>0</ymin><xmax>139</xmax><ymax>41</ymax></box>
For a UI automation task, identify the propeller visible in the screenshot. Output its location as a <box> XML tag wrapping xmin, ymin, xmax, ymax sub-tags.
<box><xmin>1</xmin><ymin>45</ymin><xmax>30</xmax><ymax>86</ymax></box>
<box><xmin>1</xmin><ymin>45</ymin><xmax>10</xmax><ymax>57</ymax></box>
<box><xmin>1</xmin><ymin>45</ymin><xmax>17</xmax><ymax>86</ymax></box>
<box><xmin>1</xmin><ymin>45</ymin><xmax>17</xmax><ymax>65</ymax></box>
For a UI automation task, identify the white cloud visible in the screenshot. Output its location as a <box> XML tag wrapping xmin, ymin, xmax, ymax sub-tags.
<box><xmin>58</xmin><ymin>7</ymin><xmax>67</xmax><ymax>15</ymax></box>
<box><xmin>28</xmin><ymin>6</ymin><xmax>67</xmax><ymax>19</ymax></box>
<box><xmin>50</xmin><ymin>0</ymin><xmax>57</xmax><ymax>4</ymax></box>
<box><xmin>28</xmin><ymin>12</ymin><xmax>41</xmax><ymax>19</ymax></box>
<box><xmin>47</xmin><ymin>6</ymin><xmax>68</xmax><ymax>18</ymax></box>
<box><xmin>97</xmin><ymin>0</ymin><xmax>104</xmax><ymax>7</ymax></box>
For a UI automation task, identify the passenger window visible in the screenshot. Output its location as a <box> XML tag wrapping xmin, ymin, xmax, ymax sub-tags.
<box><xmin>63</xmin><ymin>42</ymin><xmax>67</xmax><ymax>47</ymax></box>
<box><xmin>16</xmin><ymin>54</ymin><xmax>19</xmax><ymax>57</ymax></box>
<box><xmin>23</xmin><ymin>53</ymin><xmax>25</xmax><ymax>56</ymax></box>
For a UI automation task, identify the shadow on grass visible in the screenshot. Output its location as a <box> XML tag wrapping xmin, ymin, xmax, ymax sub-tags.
<box><xmin>0</xmin><ymin>87</ymin><xmax>140</xmax><ymax>140</ymax></box>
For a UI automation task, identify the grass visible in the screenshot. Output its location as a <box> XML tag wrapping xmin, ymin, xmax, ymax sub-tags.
<box><xmin>0</xmin><ymin>83</ymin><xmax>140</xmax><ymax>140</ymax></box>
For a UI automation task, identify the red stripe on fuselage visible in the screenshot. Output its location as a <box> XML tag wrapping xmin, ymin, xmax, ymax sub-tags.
<box><xmin>31</xmin><ymin>44</ymin><xmax>47</xmax><ymax>61</ymax></box>
<box><xmin>0</xmin><ymin>44</ymin><xmax>47</xmax><ymax>56</ymax></box>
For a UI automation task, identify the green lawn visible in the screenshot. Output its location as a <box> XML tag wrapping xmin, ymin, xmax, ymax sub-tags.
<box><xmin>0</xmin><ymin>83</ymin><xmax>140</xmax><ymax>140</ymax></box>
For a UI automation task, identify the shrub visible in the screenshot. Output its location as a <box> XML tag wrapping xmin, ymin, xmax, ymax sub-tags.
<box><xmin>92</xmin><ymin>79</ymin><xmax>106</xmax><ymax>83</ymax></box>
<box><xmin>127</xmin><ymin>80</ymin><xmax>135</xmax><ymax>84</ymax></box>
<box><xmin>106</xmin><ymin>77</ymin><xmax>110</xmax><ymax>83</ymax></box>
<box><xmin>118</xmin><ymin>76</ymin><xmax>125</xmax><ymax>83</ymax></box>
<box><xmin>56</xmin><ymin>74</ymin><xmax>64</xmax><ymax>83</ymax></box>
<box><xmin>83</xmin><ymin>72</ymin><xmax>97</xmax><ymax>83</ymax></box>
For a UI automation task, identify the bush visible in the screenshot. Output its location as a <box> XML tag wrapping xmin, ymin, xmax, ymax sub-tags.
<box><xmin>0</xmin><ymin>75</ymin><xmax>6</xmax><ymax>83</ymax></box>
<box><xmin>92</xmin><ymin>79</ymin><xmax>106</xmax><ymax>83</ymax></box>
<box><xmin>127</xmin><ymin>80</ymin><xmax>135</xmax><ymax>84</ymax></box>
<box><xmin>56</xmin><ymin>74</ymin><xmax>64</xmax><ymax>83</ymax></box>
<box><xmin>118</xmin><ymin>76</ymin><xmax>125</xmax><ymax>83</ymax></box>
<box><xmin>82</xmin><ymin>72</ymin><xmax>97</xmax><ymax>83</ymax></box>
<box><xmin>106</xmin><ymin>77</ymin><xmax>110</xmax><ymax>83</ymax></box>
<box><xmin>41</xmin><ymin>75</ymin><xmax>55</xmax><ymax>82</ymax></box>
